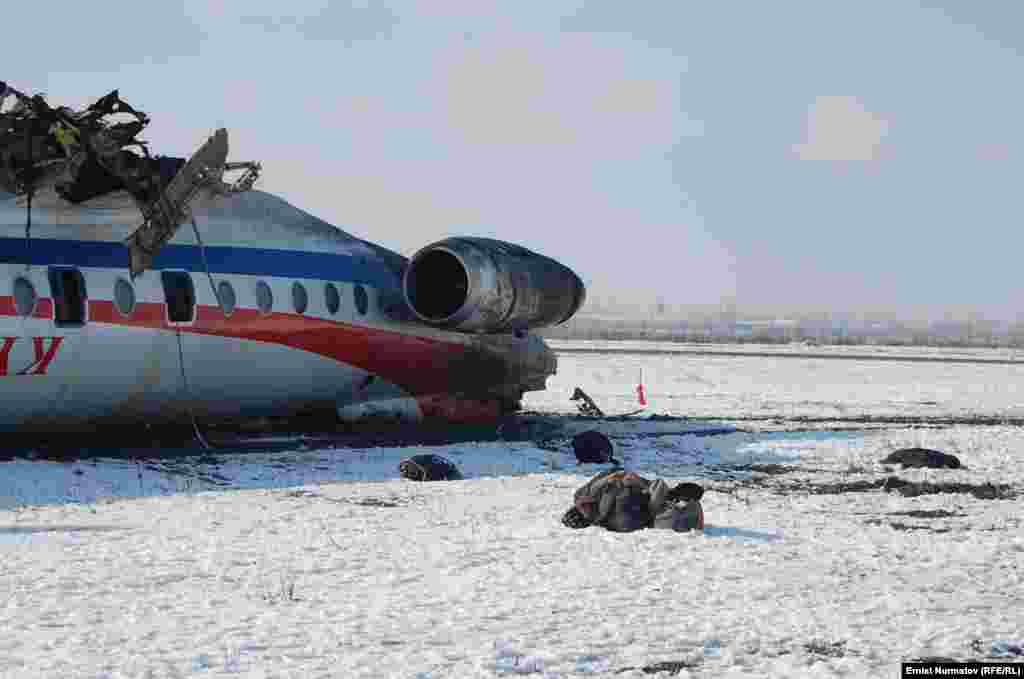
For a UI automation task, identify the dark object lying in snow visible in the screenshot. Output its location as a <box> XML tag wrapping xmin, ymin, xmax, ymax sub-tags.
<box><xmin>632</xmin><ymin>659</ymin><xmax>700</xmax><ymax>674</ymax></box>
<box><xmin>665</xmin><ymin>481</ymin><xmax>703</xmax><ymax>503</ymax></box>
<box><xmin>784</xmin><ymin>476</ymin><xmax>1010</xmax><ymax>500</ymax></box>
<box><xmin>881</xmin><ymin>477</ymin><xmax>1007</xmax><ymax>499</ymax></box>
<box><xmin>570</xmin><ymin>387</ymin><xmax>605</xmax><ymax>418</ymax></box>
<box><xmin>572</xmin><ymin>430</ymin><xmax>619</xmax><ymax>465</ymax></box>
<box><xmin>882</xmin><ymin>448</ymin><xmax>961</xmax><ymax>469</ymax></box>
<box><xmin>398</xmin><ymin>454</ymin><xmax>463</xmax><ymax>481</ymax></box>
<box><xmin>561</xmin><ymin>469</ymin><xmax>704</xmax><ymax>533</ymax></box>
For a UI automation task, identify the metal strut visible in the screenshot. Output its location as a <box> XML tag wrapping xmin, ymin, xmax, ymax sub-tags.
<box><xmin>221</xmin><ymin>161</ymin><xmax>261</xmax><ymax>193</ymax></box>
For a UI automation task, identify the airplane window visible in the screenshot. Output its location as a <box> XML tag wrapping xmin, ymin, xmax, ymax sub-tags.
<box><xmin>217</xmin><ymin>281</ymin><xmax>236</xmax><ymax>317</ymax></box>
<box><xmin>161</xmin><ymin>271</ymin><xmax>195</xmax><ymax>323</ymax></box>
<box><xmin>255</xmin><ymin>280</ymin><xmax>273</xmax><ymax>315</ymax></box>
<box><xmin>354</xmin><ymin>284</ymin><xmax>368</xmax><ymax>316</ymax></box>
<box><xmin>48</xmin><ymin>267</ymin><xmax>87</xmax><ymax>327</ymax></box>
<box><xmin>292</xmin><ymin>282</ymin><xmax>308</xmax><ymax>314</ymax></box>
<box><xmin>114</xmin><ymin>278</ymin><xmax>135</xmax><ymax>317</ymax></box>
<box><xmin>13</xmin><ymin>277</ymin><xmax>36</xmax><ymax>317</ymax></box>
<box><xmin>324</xmin><ymin>282</ymin><xmax>340</xmax><ymax>315</ymax></box>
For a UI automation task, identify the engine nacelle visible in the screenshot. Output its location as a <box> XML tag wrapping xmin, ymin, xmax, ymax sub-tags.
<box><xmin>403</xmin><ymin>237</ymin><xmax>585</xmax><ymax>333</ymax></box>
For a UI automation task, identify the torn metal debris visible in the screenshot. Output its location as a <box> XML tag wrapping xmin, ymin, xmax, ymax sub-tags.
<box><xmin>570</xmin><ymin>387</ymin><xmax>605</xmax><ymax>417</ymax></box>
<box><xmin>0</xmin><ymin>81</ymin><xmax>261</xmax><ymax>275</ymax></box>
<box><xmin>123</xmin><ymin>128</ymin><xmax>228</xmax><ymax>277</ymax></box>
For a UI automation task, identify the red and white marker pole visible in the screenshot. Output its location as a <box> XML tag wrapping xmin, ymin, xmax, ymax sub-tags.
<box><xmin>636</xmin><ymin>367</ymin><xmax>647</xmax><ymax>408</ymax></box>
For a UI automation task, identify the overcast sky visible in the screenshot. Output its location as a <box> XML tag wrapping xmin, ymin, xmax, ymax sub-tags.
<box><xmin>7</xmin><ymin>1</ymin><xmax>1024</xmax><ymax>320</ymax></box>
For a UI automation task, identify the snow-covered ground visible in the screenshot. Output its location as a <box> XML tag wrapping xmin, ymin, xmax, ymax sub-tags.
<box><xmin>1</xmin><ymin>344</ymin><xmax>1022</xmax><ymax>678</ymax></box>
<box><xmin>536</xmin><ymin>340</ymin><xmax>1024</xmax><ymax>422</ymax></box>
<box><xmin>548</xmin><ymin>338</ymin><xmax>1024</xmax><ymax>363</ymax></box>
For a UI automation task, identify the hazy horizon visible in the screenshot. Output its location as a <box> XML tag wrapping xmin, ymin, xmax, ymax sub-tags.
<box><xmin>570</xmin><ymin>297</ymin><xmax>1020</xmax><ymax>326</ymax></box>
<box><xmin>6</xmin><ymin>1</ymin><xmax>1023</xmax><ymax>321</ymax></box>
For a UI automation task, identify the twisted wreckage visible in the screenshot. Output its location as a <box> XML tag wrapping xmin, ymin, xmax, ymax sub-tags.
<box><xmin>0</xmin><ymin>82</ymin><xmax>260</xmax><ymax>276</ymax></box>
<box><xmin>0</xmin><ymin>83</ymin><xmax>585</xmax><ymax>441</ymax></box>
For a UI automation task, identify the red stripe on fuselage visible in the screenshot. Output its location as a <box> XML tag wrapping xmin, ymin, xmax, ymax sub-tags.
<box><xmin>0</xmin><ymin>297</ymin><xmax>54</xmax><ymax>320</ymax></box>
<box><xmin>4</xmin><ymin>296</ymin><xmax>487</xmax><ymax>397</ymax></box>
<box><xmin>111</xmin><ymin>300</ymin><xmax>479</xmax><ymax>396</ymax></box>
<box><xmin>0</xmin><ymin>292</ymin><xmax>512</xmax><ymax>426</ymax></box>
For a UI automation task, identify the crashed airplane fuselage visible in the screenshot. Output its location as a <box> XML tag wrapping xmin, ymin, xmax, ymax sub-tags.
<box><xmin>0</xmin><ymin>86</ymin><xmax>584</xmax><ymax>436</ymax></box>
<box><xmin>0</xmin><ymin>187</ymin><xmax>583</xmax><ymax>434</ymax></box>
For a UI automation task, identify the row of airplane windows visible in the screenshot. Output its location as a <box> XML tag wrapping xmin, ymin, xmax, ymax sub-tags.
<box><xmin>8</xmin><ymin>267</ymin><xmax>372</xmax><ymax>326</ymax></box>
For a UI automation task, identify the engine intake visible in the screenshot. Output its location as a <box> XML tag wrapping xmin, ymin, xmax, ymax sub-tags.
<box><xmin>404</xmin><ymin>237</ymin><xmax>585</xmax><ymax>333</ymax></box>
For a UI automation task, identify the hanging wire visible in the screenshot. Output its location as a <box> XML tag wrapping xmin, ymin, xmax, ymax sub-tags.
<box><xmin>174</xmin><ymin>325</ymin><xmax>213</xmax><ymax>451</ymax></box>
<box><xmin>190</xmin><ymin>214</ymin><xmax>220</xmax><ymax>307</ymax></box>
<box><xmin>23</xmin><ymin>119</ymin><xmax>34</xmax><ymax>266</ymax></box>
<box><xmin>171</xmin><ymin>213</ymin><xmax>222</xmax><ymax>451</ymax></box>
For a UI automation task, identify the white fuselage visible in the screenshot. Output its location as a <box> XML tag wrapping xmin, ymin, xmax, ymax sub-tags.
<box><xmin>0</xmin><ymin>189</ymin><xmax>554</xmax><ymax>434</ymax></box>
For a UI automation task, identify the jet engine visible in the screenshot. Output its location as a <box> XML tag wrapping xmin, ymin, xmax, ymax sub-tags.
<box><xmin>403</xmin><ymin>237</ymin><xmax>585</xmax><ymax>334</ymax></box>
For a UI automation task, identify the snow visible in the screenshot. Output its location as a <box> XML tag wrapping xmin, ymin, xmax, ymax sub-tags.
<box><xmin>1</xmin><ymin>344</ymin><xmax>1023</xmax><ymax>678</ymax></box>
<box><xmin>537</xmin><ymin>340</ymin><xmax>1024</xmax><ymax>422</ymax></box>
<box><xmin>548</xmin><ymin>339</ymin><xmax>1024</xmax><ymax>363</ymax></box>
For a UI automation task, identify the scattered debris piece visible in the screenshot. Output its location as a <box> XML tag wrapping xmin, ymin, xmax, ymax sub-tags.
<box><xmin>653</xmin><ymin>497</ymin><xmax>704</xmax><ymax>532</ymax></box>
<box><xmin>864</xmin><ymin>519</ymin><xmax>952</xmax><ymax>533</ymax></box>
<box><xmin>615</xmin><ymin>659</ymin><xmax>700</xmax><ymax>675</ymax></box>
<box><xmin>720</xmin><ymin>473</ymin><xmax>1015</xmax><ymax>500</ymax></box>
<box><xmin>398</xmin><ymin>454</ymin><xmax>463</xmax><ymax>482</ymax></box>
<box><xmin>562</xmin><ymin>469</ymin><xmax>704</xmax><ymax>533</ymax></box>
<box><xmin>881</xmin><ymin>448</ymin><xmax>962</xmax><ymax>469</ymax></box>
<box><xmin>1</xmin><ymin>83</ymin><xmax>159</xmax><ymax>203</ymax></box>
<box><xmin>888</xmin><ymin>509</ymin><xmax>962</xmax><ymax>519</ymax></box>
<box><xmin>665</xmin><ymin>482</ymin><xmax>704</xmax><ymax>503</ymax></box>
<box><xmin>571</xmin><ymin>430</ymin><xmax>618</xmax><ymax>465</ymax></box>
<box><xmin>570</xmin><ymin>387</ymin><xmax>605</xmax><ymax>418</ymax></box>
<box><xmin>882</xmin><ymin>477</ymin><xmax>1009</xmax><ymax>500</ymax></box>
<box><xmin>348</xmin><ymin>497</ymin><xmax>403</xmax><ymax>508</ymax></box>
<box><xmin>787</xmin><ymin>476</ymin><xmax>1012</xmax><ymax>499</ymax></box>
<box><xmin>804</xmin><ymin>640</ymin><xmax>847</xmax><ymax>658</ymax></box>
<box><xmin>560</xmin><ymin>506</ymin><xmax>589</xmax><ymax>529</ymax></box>
<box><xmin>747</xmin><ymin>463</ymin><xmax>798</xmax><ymax>475</ymax></box>
<box><xmin>0</xmin><ymin>82</ymin><xmax>260</xmax><ymax>275</ymax></box>
<box><xmin>123</xmin><ymin>128</ymin><xmax>228</xmax><ymax>276</ymax></box>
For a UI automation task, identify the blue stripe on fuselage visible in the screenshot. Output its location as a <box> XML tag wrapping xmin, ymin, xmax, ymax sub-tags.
<box><xmin>0</xmin><ymin>237</ymin><xmax>398</xmax><ymax>288</ymax></box>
